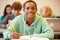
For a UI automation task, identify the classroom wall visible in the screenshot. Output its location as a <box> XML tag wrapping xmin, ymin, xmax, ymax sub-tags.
<box><xmin>0</xmin><ymin>0</ymin><xmax>60</xmax><ymax>16</ymax></box>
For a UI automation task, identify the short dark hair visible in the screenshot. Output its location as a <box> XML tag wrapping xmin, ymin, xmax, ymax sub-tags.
<box><xmin>23</xmin><ymin>0</ymin><xmax>37</xmax><ymax>9</ymax></box>
<box><xmin>12</xmin><ymin>2</ymin><xmax>22</xmax><ymax>10</ymax></box>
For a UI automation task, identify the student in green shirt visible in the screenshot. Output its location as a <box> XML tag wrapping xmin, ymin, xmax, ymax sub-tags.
<box><xmin>3</xmin><ymin>0</ymin><xmax>54</xmax><ymax>40</ymax></box>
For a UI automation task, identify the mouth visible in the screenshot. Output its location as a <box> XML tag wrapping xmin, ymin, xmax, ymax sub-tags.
<box><xmin>27</xmin><ymin>13</ymin><xmax>34</xmax><ymax>19</ymax></box>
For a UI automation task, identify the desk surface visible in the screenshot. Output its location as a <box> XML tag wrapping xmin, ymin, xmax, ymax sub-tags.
<box><xmin>0</xmin><ymin>38</ymin><xmax>60</xmax><ymax>40</ymax></box>
<box><xmin>0</xmin><ymin>38</ymin><xmax>4</xmax><ymax>40</ymax></box>
<box><xmin>54</xmin><ymin>39</ymin><xmax>60</xmax><ymax>40</ymax></box>
<box><xmin>0</xmin><ymin>28</ymin><xmax>6</xmax><ymax>34</ymax></box>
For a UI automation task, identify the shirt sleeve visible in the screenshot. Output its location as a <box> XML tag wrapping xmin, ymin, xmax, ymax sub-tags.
<box><xmin>0</xmin><ymin>16</ymin><xmax>4</xmax><ymax>23</ymax></box>
<box><xmin>3</xmin><ymin>16</ymin><xmax>20</xmax><ymax>39</ymax></box>
<box><xmin>1</xmin><ymin>15</ymin><xmax>8</xmax><ymax>24</ymax></box>
<box><xmin>30</xmin><ymin>18</ymin><xmax>54</xmax><ymax>39</ymax></box>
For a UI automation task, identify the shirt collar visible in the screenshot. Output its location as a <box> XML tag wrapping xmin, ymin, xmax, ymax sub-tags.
<box><xmin>23</xmin><ymin>13</ymin><xmax>40</xmax><ymax>27</ymax></box>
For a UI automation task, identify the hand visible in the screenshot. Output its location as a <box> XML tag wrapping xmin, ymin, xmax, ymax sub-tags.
<box><xmin>10</xmin><ymin>32</ymin><xmax>20</xmax><ymax>39</ymax></box>
<box><xmin>6</xmin><ymin>24</ymin><xmax>10</xmax><ymax>28</ymax></box>
<box><xmin>22</xmin><ymin>34</ymin><xmax>28</xmax><ymax>36</ymax></box>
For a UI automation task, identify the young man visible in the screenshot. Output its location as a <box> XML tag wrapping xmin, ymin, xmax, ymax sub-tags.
<box><xmin>3</xmin><ymin>0</ymin><xmax>54</xmax><ymax>40</ymax></box>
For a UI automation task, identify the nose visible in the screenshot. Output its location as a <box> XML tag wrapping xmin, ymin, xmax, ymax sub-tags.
<box><xmin>29</xmin><ymin>9</ymin><xmax>32</xmax><ymax>12</ymax></box>
<box><xmin>15</xmin><ymin>10</ymin><xmax>18</xmax><ymax>12</ymax></box>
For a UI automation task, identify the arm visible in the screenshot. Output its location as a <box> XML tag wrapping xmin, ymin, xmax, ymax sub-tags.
<box><xmin>0</xmin><ymin>16</ymin><xmax>4</xmax><ymax>23</ymax></box>
<box><xmin>1</xmin><ymin>14</ymin><xmax>14</xmax><ymax>24</ymax></box>
<box><xmin>1</xmin><ymin>15</ymin><xmax>8</xmax><ymax>24</ymax></box>
<box><xmin>30</xmin><ymin>18</ymin><xmax>54</xmax><ymax>39</ymax></box>
<box><xmin>3</xmin><ymin>16</ymin><xmax>20</xmax><ymax>39</ymax></box>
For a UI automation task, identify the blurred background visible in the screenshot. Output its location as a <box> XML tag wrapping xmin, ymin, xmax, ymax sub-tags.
<box><xmin>0</xmin><ymin>0</ymin><xmax>60</xmax><ymax>17</ymax></box>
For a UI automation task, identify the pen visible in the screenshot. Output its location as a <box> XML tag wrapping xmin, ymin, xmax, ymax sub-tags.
<box><xmin>11</xmin><ymin>25</ymin><xmax>16</xmax><ymax>32</ymax></box>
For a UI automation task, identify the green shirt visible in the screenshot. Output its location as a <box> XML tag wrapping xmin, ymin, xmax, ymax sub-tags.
<box><xmin>52</xmin><ymin>15</ymin><xmax>56</xmax><ymax>18</ymax></box>
<box><xmin>3</xmin><ymin>14</ymin><xmax>54</xmax><ymax>39</ymax></box>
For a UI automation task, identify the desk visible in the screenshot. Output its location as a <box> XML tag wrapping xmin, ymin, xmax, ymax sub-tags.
<box><xmin>0</xmin><ymin>38</ymin><xmax>4</xmax><ymax>40</ymax></box>
<box><xmin>0</xmin><ymin>29</ymin><xmax>6</xmax><ymax>38</ymax></box>
<box><xmin>0</xmin><ymin>38</ymin><xmax>60</xmax><ymax>40</ymax></box>
<box><xmin>54</xmin><ymin>39</ymin><xmax>60</xmax><ymax>40</ymax></box>
<box><xmin>0</xmin><ymin>38</ymin><xmax>49</xmax><ymax>40</ymax></box>
<box><xmin>0</xmin><ymin>28</ymin><xmax>6</xmax><ymax>34</ymax></box>
<box><xmin>11</xmin><ymin>36</ymin><xmax>49</xmax><ymax>40</ymax></box>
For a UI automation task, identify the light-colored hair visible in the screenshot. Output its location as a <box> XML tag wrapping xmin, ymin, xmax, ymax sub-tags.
<box><xmin>40</xmin><ymin>6</ymin><xmax>54</xmax><ymax>17</ymax></box>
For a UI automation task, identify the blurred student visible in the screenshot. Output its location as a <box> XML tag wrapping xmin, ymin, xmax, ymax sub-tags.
<box><xmin>3</xmin><ymin>0</ymin><xmax>54</xmax><ymax>40</ymax></box>
<box><xmin>2</xmin><ymin>2</ymin><xmax>22</xmax><ymax>24</ymax></box>
<box><xmin>1</xmin><ymin>2</ymin><xmax>22</xmax><ymax>28</ymax></box>
<box><xmin>40</xmin><ymin>6</ymin><xmax>56</xmax><ymax>18</ymax></box>
<box><xmin>0</xmin><ymin>4</ymin><xmax>12</xmax><ymax>38</ymax></box>
<box><xmin>0</xmin><ymin>2</ymin><xmax>22</xmax><ymax>38</ymax></box>
<box><xmin>0</xmin><ymin>5</ymin><xmax>12</xmax><ymax>23</ymax></box>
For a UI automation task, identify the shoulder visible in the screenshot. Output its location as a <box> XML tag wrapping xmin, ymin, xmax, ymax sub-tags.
<box><xmin>12</xmin><ymin>14</ymin><xmax>24</xmax><ymax>21</ymax></box>
<box><xmin>4</xmin><ymin>14</ymin><xmax>15</xmax><ymax>20</ymax></box>
<box><xmin>37</xmin><ymin>14</ymin><xmax>47</xmax><ymax>23</ymax></box>
<box><xmin>0</xmin><ymin>16</ymin><xmax>4</xmax><ymax>22</ymax></box>
<box><xmin>35</xmin><ymin>14</ymin><xmax>46</xmax><ymax>23</ymax></box>
<box><xmin>0</xmin><ymin>16</ymin><xmax>4</xmax><ymax>18</ymax></box>
<box><xmin>0</xmin><ymin>16</ymin><xmax>4</xmax><ymax>20</ymax></box>
<box><xmin>52</xmin><ymin>15</ymin><xmax>56</xmax><ymax>18</ymax></box>
<box><xmin>36</xmin><ymin>14</ymin><xmax>45</xmax><ymax>21</ymax></box>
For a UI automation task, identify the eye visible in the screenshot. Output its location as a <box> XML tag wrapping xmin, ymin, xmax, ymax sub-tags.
<box><xmin>25</xmin><ymin>7</ymin><xmax>36</xmax><ymax>10</ymax></box>
<box><xmin>26</xmin><ymin>7</ymin><xmax>30</xmax><ymax>10</ymax></box>
<box><xmin>45</xmin><ymin>11</ymin><xmax>48</xmax><ymax>13</ymax></box>
<box><xmin>31</xmin><ymin>7</ymin><xmax>36</xmax><ymax>10</ymax></box>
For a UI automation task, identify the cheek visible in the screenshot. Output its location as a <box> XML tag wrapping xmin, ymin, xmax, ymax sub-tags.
<box><xmin>6</xmin><ymin>9</ymin><xmax>12</xmax><ymax>12</ymax></box>
<box><xmin>15</xmin><ymin>11</ymin><xmax>20</xmax><ymax>13</ymax></box>
<box><xmin>41</xmin><ymin>11</ymin><xmax>46</xmax><ymax>16</ymax></box>
<box><xmin>24</xmin><ymin>9</ymin><xmax>28</xmax><ymax>13</ymax></box>
<box><xmin>33</xmin><ymin>10</ymin><xmax>37</xmax><ymax>15</ymax></box>
<box><xmin>6</xmin><ymin>10</ymin><xmax>10</xmax><ymax>13</ymax></box>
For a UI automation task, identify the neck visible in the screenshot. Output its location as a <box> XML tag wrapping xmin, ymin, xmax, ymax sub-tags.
<box><xmin>26</xmin><ymin>17</ymin><xmax>34</xmax><ymax>26</ymax></box>
<box><xmin>15</xmin><ymin>13</ymin><xmax>20</xmax><ymax>16</ymax></box>
<box><xmin>26</xmin><ymin>21</ymin><xmax>32</xmax><ymax>26</ymax></box>
<box><xmin>26</xmin><ymin>17</ymin><xmax>34</xmax><ymax>23</ymax></box>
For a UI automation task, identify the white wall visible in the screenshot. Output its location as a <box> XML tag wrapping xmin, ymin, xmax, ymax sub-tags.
<box><xmin>0</xmin><ymin>0</ymin><xmax>60</xmax><ymax>16</ymax></box>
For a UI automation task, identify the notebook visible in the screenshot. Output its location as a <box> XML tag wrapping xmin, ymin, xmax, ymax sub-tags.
<box><xmin>11</xmin><ymin>36</ymin><xmax>49</xmax><ymax>40</ymax></box>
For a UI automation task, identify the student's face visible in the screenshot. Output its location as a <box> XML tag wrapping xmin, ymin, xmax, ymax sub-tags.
<box><xmin>24</xmin><ymin>2</ymin><xmax>37</xmax><ymax>19</ymax></box>
<box><xmin>12</xmin><ymin>9</ymin><xmax>20</xmax><ymax>16</ymax></box>
<box><xmin>40</xmin><ymin>8</ymin><xmax>51</xmax><ymax>18</ymax></box>
<box><xmin>40</xmin><ymin>8</ymin><xmax>46</xmax><ymax>17</ymax></box>
<box><xmin>6</xmin><ymin>7</ymin><xmax>12</xmax><ymax>14</ymax></box>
